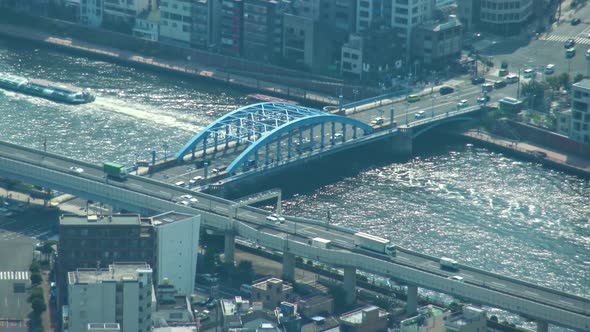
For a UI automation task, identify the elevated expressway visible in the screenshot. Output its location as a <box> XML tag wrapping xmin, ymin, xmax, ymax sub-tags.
<box><xmin>0</xmin><ymin>140</ymin><xmax>588</xmax><ymax>331</ymax></box>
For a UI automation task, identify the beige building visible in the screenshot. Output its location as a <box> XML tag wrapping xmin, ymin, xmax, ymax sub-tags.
<box><xmin>400</xmin><ymin>305</ymin><xmax>450</xmax><ymax>332</ymax></box>
<box><xmin>339</xmin><ymin>305</ymin><xmax>388</xmax><ymax>332</ymax></box>
<box><xmin>298</xmin><ymin>295</ymin><xmax>334</xmax><ymax>318</ymax></box>
<box><xmin>479</xmin><ymin>0</ymin><xmax>533</xmax><ymax>34</ymax></box>
<box><xmin>412</xmin><ymin>15</ymin><xmax>462</xmax><ymax>69</ymax></box>
<box><xmin>446</xmin><ymin>305</ymin><xmax>487</xmax><ymax>332</ymax></box>
<box><xmin>556</xmin><ymin>109</ymin><xmax>572</xmax><ymax>137</ymax></box>
<box><xmin>570</xmin><ymin>79</ymin><xmax>590</xmax><ymax>144</ymax></box>
<box><xmin>251</xmin><ymin>278</ymin><xmax>293</xmax><ymax>310</ymax></box>
<box><xmin>67</xmin><ymin>263</ymin><xmax>154</xmax><ymax>332</ymax></box>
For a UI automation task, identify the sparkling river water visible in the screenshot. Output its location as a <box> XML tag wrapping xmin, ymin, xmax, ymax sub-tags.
<box><xmin>0</xmin><ymin>39</ymin><xmax>588</xmax><ymax>330</ymax></box>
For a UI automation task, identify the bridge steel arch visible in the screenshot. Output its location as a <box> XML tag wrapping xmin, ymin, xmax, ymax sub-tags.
<box><xmin>411</xmin><ymin>116</ymin><xmax>474</xmax><ymax>139</ymax></box>
<box><xmin>226</xmin><ymin>114</ymin><xmax>374</xmax><ymax>174</ymax></box>
<box><xmin>175</xmin><ymin>102</ymin><xmax>328</xmax><ymax>161</ymax></box>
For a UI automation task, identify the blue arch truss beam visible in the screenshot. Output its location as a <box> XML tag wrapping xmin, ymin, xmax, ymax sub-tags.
<box><xmin>175</xmin><ymin>102</ymin><xmax>332</xmax><ymax>161</ymax></box>
<box><xmin>226</xmin><ymin>114</ymin><xmax>373</xmax><ymax>174</ymax></box>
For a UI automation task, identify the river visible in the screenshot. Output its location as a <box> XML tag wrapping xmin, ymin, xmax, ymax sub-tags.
<box><xmin>0</xmin><ymin>39</ymin><xmax>588</xmax><ymax>330</ymax></box>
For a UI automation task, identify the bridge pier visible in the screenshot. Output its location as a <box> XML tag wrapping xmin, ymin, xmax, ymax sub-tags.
<box><xmin>343</xmin><ymin>266</ymin><xmax>357</xmax><ymax>305</ymax></box>
<box><xmin>391</xmin><ymin>127</ymin><xmax>413</xmax><ymax>156</ymax></box>
<box><xmin>282</xmin><ymin>252</ymin><xmax>296</xmax><ymax>282</ymax></box>
<box><xmin>537</xmin><ymin>321</ymin><xmax>548</xmax><ymax>332</ymax></box>
<box><xmin>224</xmin><ymin>232</ymin><xmax>235</xmax><ymax>267</ymax></box>
<box><xmin>406</xmin><ymin>285</ymin><xmax>418</xmax><ymax>315</ymax></box>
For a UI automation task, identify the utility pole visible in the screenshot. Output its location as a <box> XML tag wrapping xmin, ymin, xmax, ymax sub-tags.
<box><xmin>517</xmin><ymin>68</ymin><xmax>521</xmax><ymax>98</ymax></box>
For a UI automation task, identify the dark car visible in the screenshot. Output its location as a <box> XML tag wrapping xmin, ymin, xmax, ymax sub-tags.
<box><xmin>477</xmin><ymin>95</ymin><xmax>490</xmax><ymax>104</ymax></box>
<box><xmin>439</xmin><ymin>86</ymin><xmax>455</xmax><ymax>95</ymax></box>
<box><xmin>572</xmin><ymin>18</ymin><xmax>581</xmax><ymax>25</ymax></box>
<box><xmin>471</xmin><ymin>77</ymin><xmax>486</xmax><ymax>85</ymax></box>
<box><xmin>493</xmin><ymin>80</ymin><xmax>507</xmax><ymax>89</ymax></box>
<box><xmin>565</xmin><ymin>38</ymin><xmax>575</xmax><ymax>48</ymax></box>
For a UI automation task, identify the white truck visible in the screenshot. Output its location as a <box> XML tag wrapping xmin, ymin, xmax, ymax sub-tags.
<box><xmin>354</xmin><ymin>232</ymin><xmax>396</xmax><ymax>257</ymax></box>
<box><xmin>311</xmin><ymin>237</ymin><xmax>332</xmax><ymax>249</ymax></box>
<box><xmin>440</xmin><ymin>257</ymin><xmax>459</xmax><ymax>270</ymax></box>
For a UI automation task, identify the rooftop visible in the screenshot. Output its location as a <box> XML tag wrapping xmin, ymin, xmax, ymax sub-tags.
<box><xmin>573</xmin><ymin>78</ymin><xmax>590</xmax><ymax>90</ymax></box>
<box><xmin>60</xmin><ymin>214</ymin><xmax>141</xmax><ymax>226</ymax></box>
<box><xmin>151</xmin><ymin>211</ymin><xmax>196</xmax><ymax>227</ymax></box>
<box><xmin>158</xmin><ymin>295</ymin><xmax>189</xmax><ymax>310</ymax></box>
<box><xmin>68</xmin><ymin>263</ymin><xmax>151</xmax><ymax>284</ymax></box>
<box><xmin>339</xmin><ymin>306</ymin><xmax>388</xmax><ymax>325</ymax></box>
<box><xmin>153</xmin><ymin>327</ymin><xmax>197</xmax><ymax>332</ymax></box>
<box><xmin>299</xmin><ymin>294</ymin><xmax>333</xmax><ymax>306</ymax></box>
<box><xmin>252</xmin><ymin>278</ymin><xmax>292</xmax><ymax>292</ymax></box>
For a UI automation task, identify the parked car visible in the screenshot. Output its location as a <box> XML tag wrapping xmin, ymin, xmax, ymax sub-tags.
<box><xmin>565</xmin><ymin>38</ymin><xmax>575</xmax><ymax>48</ymax></box>
<box><xmin>572</xmin><ymin>18</ymin><xmax>581</xmax><ymax>25</ymax></box>
<box><xmin>499</xmin><ymin>69</ymin><xmax>509</xmax><ymax>77</ymax></box>
<box><xmin>439</xmin><ymin>86</ymin><xmax>454</xmax><ymax>95</ymax></box>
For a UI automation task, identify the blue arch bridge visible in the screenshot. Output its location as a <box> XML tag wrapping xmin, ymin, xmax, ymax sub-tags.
<box><xmin>174</xmin><ymin>102</ymin><xmax>375</xmax><ymax>175</ymax></box>
<box><xmin>173</xmin><ymin>102</ymin><xmax>482</xmax><ymax>176</ymax></box>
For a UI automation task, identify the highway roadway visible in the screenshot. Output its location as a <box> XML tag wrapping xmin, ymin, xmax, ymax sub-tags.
<box><xmin>0</xmin><ymin>140</ymin><xmax>588</xmax><ymax>331</ymax></box>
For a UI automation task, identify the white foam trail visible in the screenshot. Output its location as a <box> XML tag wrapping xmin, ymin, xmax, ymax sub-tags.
<box><xmin>92</xmin><ymin>97</ymin><xmax>202</xmax><ymax>132</ymax></box>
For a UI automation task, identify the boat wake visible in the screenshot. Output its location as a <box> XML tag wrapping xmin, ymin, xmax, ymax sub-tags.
<box><xmin>91</xmin><ymin>97</ymin><xmax>204</xmax><ymax>133</ymax></box>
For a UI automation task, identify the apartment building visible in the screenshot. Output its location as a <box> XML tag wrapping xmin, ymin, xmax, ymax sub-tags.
<box><xmin>160</xmin><ymin>0</ymin><xmax>220</xmax><ymax>48</ymax></box>
<box><xmin>251</xmin><ymin>278</ymin><xmax>293</xmax><ymax>309</ymax></box>
<box><xmin>282</xmin><ymin>13</ymin><xmax>318</xmax><ymax>70</ymax></box>
<box><xmin>152</xmin><ymin>212</ymin><xmax>200</xmax><ymax>296</ymax></box>
<box><xmin>67</xmin><ymin>263</ymin><xmax>154</xmax><ymax>332</ymax></box>
<box><xmin>242</xmin><ymin>0</ymin><xmax>291</xmax><ymax>63</ymax></box>
<box><xmin>479</xmin><ymin>0</ymin><xmax>533</xmax><ymax>34</ymax></box>
<box><xmin>341</xmin><ymin>27</ymin><xmax>400</xmax><ymax>82</ymax></box>
<box><xmin>80</xmin><ymin>0</ymin><xmax>103</xmax><ymax>27</ymax></box>
<box><xmin>133</xmin><ymin>9</ymin><xmax>160</xmax><ymax>41</ymax></box>
<box><xmin>220</xmin><ymin>0</ymin><xmax>244</xmax><ymax>56</ymax></box>
<box><xmin>570</xmin><ymin>79</ymin><xmax>590</xmax><ymax>144</ymax></box>
<box><xmin>412</xmin><ymin>15</ymin><xmax>462</xmax><ymax>69</ymax></box>
<box><xmin>102</xmin><ymin>0</ymin><xmax>155</xmax><ymax>30</ymax></box>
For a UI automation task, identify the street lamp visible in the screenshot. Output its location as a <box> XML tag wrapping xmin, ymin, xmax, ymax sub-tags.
<box><xmin>431</xmin><ymin>95</ymin><xmax>436</xmax><ymax>118</ymax></box>
<box><xmin>405</xmin><ymin>102</ymin><xmax>410</xmax><ymax>125</ymax></box>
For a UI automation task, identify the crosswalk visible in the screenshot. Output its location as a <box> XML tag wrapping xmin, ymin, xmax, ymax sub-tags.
<box><xmin>0</xmin><ymin>271</ymin><xmax>29</xmax><ymax>280</ymax></box>
<box><xmin>540</xmin><ymin>34</ymin><xmax>590</xmax><ymax>45</ymax></box>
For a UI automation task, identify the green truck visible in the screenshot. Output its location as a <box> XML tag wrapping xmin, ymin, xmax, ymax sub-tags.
<box><xmin>103</xmin><ymin>162</ymin><xmax>128</xmax><ymax>180</ymax></box>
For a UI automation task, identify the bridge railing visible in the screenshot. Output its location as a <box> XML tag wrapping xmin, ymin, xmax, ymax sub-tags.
<box><xmin>341</xmin><ymin>89</ymin><xmax>410</xmax><ymax>111</ymax></box>
<box><xmin>409</xmin><ymin>105</ymin><xmax>482</xmax><ymax>127</ymax></box>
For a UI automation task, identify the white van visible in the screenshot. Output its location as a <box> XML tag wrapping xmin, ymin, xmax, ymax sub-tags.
<box><xmin>175</xmin><ymin>181</ymin><xmax>186</xmax><ymax>187</ymax></box>
<box><xmin>523</xmin><ymin>69</ymin><xmax>535</xmax><ymax>78</ymax></box>
<box><xmin>266</xmin><ymin>215</ymin><xmax>279</xmax><ymax>224</ymax></box>
<box><xmin>505</xmin><ymin>74</ymin><xmax>519</xmax><ymax>83</ymax></box>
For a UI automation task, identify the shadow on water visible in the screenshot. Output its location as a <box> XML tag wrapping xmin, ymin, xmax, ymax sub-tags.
<box><xmin>222</xmin><ymin>131</ymin><xmax>465</xmax><ymax>200</ymax></box>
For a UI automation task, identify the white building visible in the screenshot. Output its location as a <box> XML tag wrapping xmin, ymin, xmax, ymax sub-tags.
<box><xmin>570</xmin><ymin>79</ymin><xmax>590</xmax><ymax>143</ymax></box>
<box><xmin>80</xmin><ymin>0</ymin><xmax>103</xmax><ymax>27</ymax></box>
<box><xmin>152</xmin><ymin>212</ymin><xmax>200</xmax><ymax>296</ymax></box>
<box><xmin>87</xmin><ymin>323</ymin><xmax>121</xmax><ymax>332</ymax></box>
<box><xmin>67</xmin><ymin>263</ymin><xmax>154</xmax><ymax>332</ymax></box>
<box><xmin>160</xmin><ymin>0</ymin><xmax>193</xmax><ymax>45</ymax></box>
<box><xmin>133</xmin><ymin>9</ymin><xmax>160</xmax><ymax>41</ymax></box>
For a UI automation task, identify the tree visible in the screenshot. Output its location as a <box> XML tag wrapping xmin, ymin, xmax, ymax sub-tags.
<box><xmin>29</xmin><ymin>287</ymin><xmax>44</xmax><ymax>302</ymax></box>
<box><xmin>40</xmin><ymin>243</ymin><xmax>54</xmax><ymax>261</ymax></box>
<box><xmin>546</xmin><ymin>76</ymin><xmax>561</xmax><ymax>91</ymax></box>
<box><xmin>490</xmin><ymin>315</ymin><xmax>499</xmax><ymax>322</ymax></box>
<box><xmin>521</xmin><ymin>81</ymin><xmax>546</xmax><ymax>109</ymax></box>
<box><xmin>31</xmin><ymin>297</ymin><xmax>46</xmax><ymax>314</ymax></box>
<box><xmin>236</xmin><ymin>260</ymin><xmax>254</xmax><ymax>284</ymax></box>
<box><xmin>574</xmin><ymin>73</ymin><xmax>586</xmax><ymax>83</ymax></box>
<box><xmin>30</xmin><ymin>272</ymin><xmax>42</xmax><ymax>286</ymax></box>
<box><xmin>558</xmin><ymin>73</ymin><xmax>570</xmax><ymax>90</ymax></box>
<box><xmin>29</xmin><ymin>262</ymin><xmax>40</xmax><ymax>274</ymax></box>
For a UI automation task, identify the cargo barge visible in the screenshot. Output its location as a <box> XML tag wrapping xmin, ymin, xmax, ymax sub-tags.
<box><xmin>0</xmin><ymin>72</ymin><xmax>95</xmax><ymax>104</ymax></box>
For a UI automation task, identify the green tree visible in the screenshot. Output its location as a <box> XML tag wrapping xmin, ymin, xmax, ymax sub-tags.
<box><xmin>521</xmin><ymin>81</ymin><xmax>546</xmax><ymax>109</ymax></box>
<box><xmin>574</xmin><ymin>73</ymin><xmax>586</xmax><ymax>83</ymax></box>
<box><xmin>558</xmin><ymin>73</ymin><xmax>570</xmax><ymax>90</ymax></box>
<box><xmin>490</xmin><ymin>315</ymin><xmax>499</xmax><ymax>322</ymax></box>
<box><xmin>29</xmin><ymin>262</ymin><xmax>40</xmax><ymax>274</ymax></box>
<box><xmin>40</xmin><ymin>243</ymin><xmax>54</xmax><ymax>261</ymax></box>
<box><xmin>30</xmin><ymin>273</ymin><xmax>42</xmax><ymax>286</ymax></box>
<box><xmin>545</xmin><ymin>76</ymin><xmax>561</xmax><ymax>90</ymax></box>
<box><xmin>236</xmin><ymin>260</ymin><xmax>255</xmax><ymax>284</ymax></box>
<box><xmin>31</xmin><ymin>297</ymin><xmax>46</xmax><ymax>314</ymax></box>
